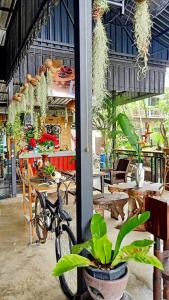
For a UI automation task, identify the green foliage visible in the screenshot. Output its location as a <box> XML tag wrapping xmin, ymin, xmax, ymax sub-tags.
<box><xmin>112</xmin><ymin>240</ymin><xmax>162</xmax><ymax>269</ymax></box>
<box><xmin>6</xmin><ymin>122</ymin><xmax>13</xmax><ymax>137</ymax></box>
<box><xmin>13</xmin><ymin>114</ymin><xmax>23</xmax><ymax>141</ymax></box>
<box><xmin>113</xmin><ymin>211</ymin><xmax>150</xmax><ymax>259</ymax></box>
<box><xmin>93</xmin><ymin>234</ymin><xmax>112</xmax><ymax>264</ymax></box>
<box><xmin>43</xmin><ymin>162</ymin><xmax>55</xmax><ymax>176</ymax></box>
<box><xmin>52</xmin><ymin>255</ymin><xmax>92</xmax><ymax>276</ymax></box>
<box><xmin>91</xmin><ymin>213</ymin><xmax>107</xmax><ymax>239</ymax></box>
<box><xmin>93</xmin><ymin>95</ymin><xmax>123</xmax><ymax>157</ymax></box>
<box><xmin>117</xmin><ymin>113</ymin><xmax>142</xmax><ymax>162</ymax></box>
<box><xmin>52</xmin><ymin>212</ymin><xmax>163</xmax><ymax>277</ymax></box>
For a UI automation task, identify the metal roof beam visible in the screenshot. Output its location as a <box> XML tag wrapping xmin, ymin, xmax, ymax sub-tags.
<box><xmin>0</xmin><ymin>7</ymin><xmax>14</xmax><ymax>12</ymax></box>
<box><xmin>61</xmin><ymin>0</ymin><xmax>74</xmax><ymax>26</ymax></box>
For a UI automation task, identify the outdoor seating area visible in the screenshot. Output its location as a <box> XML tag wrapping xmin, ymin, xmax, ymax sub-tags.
<box><xmin>1</xmin><ymin>1</ymin><xmax>169</xmax><ymax>300</ymax></box>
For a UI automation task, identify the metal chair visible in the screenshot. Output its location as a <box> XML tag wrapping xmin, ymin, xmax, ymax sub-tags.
<box><xmin>103</xmin><ymin>158</ymin><xmax>130</xmax><ymax>185</ymax></box>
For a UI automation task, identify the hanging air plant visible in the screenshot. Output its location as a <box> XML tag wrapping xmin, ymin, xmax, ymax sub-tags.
<box><xmin>39</xmin><ymin>72</ymin><xmax>47</xmax><ymax>117</ymax></box>
<box><xmin>46</xmin><ymin>69</ymin><xmax>53</xmax><ymax>87</ymax></box>
<box><xmin>92</xmin><ymin>0</ymin><xmax>109</xmax><ymax>106</ymax></box>
<box><xmin>134</xmin><ymin>0</ymin><xmax>153</xmax><ymax>78</ymax></box>
<box><xmin>28</xmin><ymin>83</ymin><xmax>35</xmax><ymax>114</ymax></box>
<box><xmin>34</xmin><ymin>113</ymin><xmax>40</xmax><ymax>140</ymax></box>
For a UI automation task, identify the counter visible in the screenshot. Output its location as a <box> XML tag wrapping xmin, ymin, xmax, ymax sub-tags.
<box><xmin>19</xmin><ymin>151</ymin><xmax>76</xmax><ymax>172</ymax></box>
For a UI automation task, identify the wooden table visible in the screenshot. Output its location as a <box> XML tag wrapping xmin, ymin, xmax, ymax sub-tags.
<box><xmin>93</xmin><ymin>193</ymin><xmax>129</xmax><ymax>219</ymax></box>
<box><xmin>108</xmin><ymin>182</ymin><xmax>163</xmax><ymax>230</ymax></box>
<box><xmin>60</xmin><ymin>170</ymin><xmax>106</xmax><ymax>194</ymax></box>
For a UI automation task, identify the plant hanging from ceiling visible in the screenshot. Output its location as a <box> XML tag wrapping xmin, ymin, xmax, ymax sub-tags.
<box><xmin>27</xmin><ymin>81</ymin><xmax>35</xmax><ymax>114</ymax></box>
<box><xmin>39</xmin><ymin>72</ymin><xmax>47</xmax><ymax>118</ymax></box>
<box><xmin>134</xmin><ymin>0</ymin><xmax>153</xmax><ymax>78</ymax></box>
<box><xmin>92</xmin><ymin>0</ymin><xmax>109</xmax><ymax>106</ymax></box>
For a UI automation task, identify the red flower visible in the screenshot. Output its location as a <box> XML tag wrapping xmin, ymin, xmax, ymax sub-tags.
<box><xmin>29</xmin><ymin>138</ymin><xmax>36</xmax><ymax>148</ymax></box>
<box><xmin>38</xmin><ymin>133</ymin><xmax>59</xmax><ymax>146</ymax></box>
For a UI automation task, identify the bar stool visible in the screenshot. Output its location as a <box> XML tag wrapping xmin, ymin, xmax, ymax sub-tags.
<box><xmin>145</xmin><ymin>196</ymin><xmax>169</xmax><ymax>300</ymax></box>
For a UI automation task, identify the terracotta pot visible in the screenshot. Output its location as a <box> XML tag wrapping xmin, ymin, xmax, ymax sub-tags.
<box><xmin>84</xmin><ymin>267</ymin><xmax>129</xmax><ymax>300</ymax></box>
<box><xmin>66</xmin><ymin>100</ymin><xmax>75</xmax><ymax>112</ymax></box>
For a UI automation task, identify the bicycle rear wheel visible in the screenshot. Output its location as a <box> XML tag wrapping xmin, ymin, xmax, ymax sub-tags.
<box><xmin>55</xmin><ymin>224</ymin><xmax>77</xmax><ymax>299</ymax></box>
<box><xmin>35</xmin><ymin>194</ymin><xmax>48</xmax><ymax>243</ymax></box>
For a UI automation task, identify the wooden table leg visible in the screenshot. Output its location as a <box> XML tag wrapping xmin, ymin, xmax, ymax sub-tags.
<box><xmin>154</xmin><ymin>237</ymin><xmax>162</xmax><ymax>300</ymax></box>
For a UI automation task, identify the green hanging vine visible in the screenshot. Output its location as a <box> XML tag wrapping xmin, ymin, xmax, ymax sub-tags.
<box><xmin>39</xmin><ymin>72</ymin><xmax>47</xmax><ymax>117</ymax></box>
<box><xmin>134</xmin><ymin>0</ymin><xmax>152</xmax><ymax>78</ymax></box>
<box><xmin>28</xmin><ymin>84</ymin><xmax>35</xmax><ymax>114</ymax></box>
<box><xmin>92</xmin><ymin>0</ymin><xmax>109</xmax><ymax>106</ymax></box>
<box><xmin>34</xmin><ymin>112</ymin><xmax>40</xmax><ymax>140</ymax></box>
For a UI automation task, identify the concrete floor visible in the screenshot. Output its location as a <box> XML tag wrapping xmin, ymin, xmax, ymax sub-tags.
<box><xmin>0</xmin><ymin>195</ymin><xmax>156</xmax><ymax>300</ymax></box>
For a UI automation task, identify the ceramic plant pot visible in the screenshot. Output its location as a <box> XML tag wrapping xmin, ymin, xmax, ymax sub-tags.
<box><xmin>84</xmin><ymin>264</ymin><xmax>128</xmax><ymax>300</ymax></box>
<box><xmin>135</xmin><ymin>163</ymin><xmax>145</xmax><ymax>188</ymax></box>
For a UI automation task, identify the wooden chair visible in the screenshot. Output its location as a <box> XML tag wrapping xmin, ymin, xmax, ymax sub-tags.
<box><xmin>103</xmin><ymin>159</ymin><xmax>130</xmax><ymax>185</ymax></box>
<box><xmin>145</xmin><ymin>196</ymin><xmax>169</xmax><ymax>300</ymax></box>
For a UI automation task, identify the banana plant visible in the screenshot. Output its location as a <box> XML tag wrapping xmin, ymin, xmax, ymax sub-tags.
<box><xmin>52</xmin><ymin>212</ymin><xmax>163</xmax><ymax>277</ymax></box>
<box><xmin>117</xmin><ymin>113</ymin><xmax>142</xmax><ymax>163</ymax></box>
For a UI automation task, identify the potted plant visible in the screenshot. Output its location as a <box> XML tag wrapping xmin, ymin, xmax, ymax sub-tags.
<box><xmin>43</xmin><ymin>162</ymin><xmax>56</xmax><ymax>177</ymax></box>
<box><xmin>52</xmin><ymin>212</ymin><xmax>163</xmax><ymax>300</ymax></box>
<box><xmin>117</xmin><ymin>113</ymin><xmax>145</xmax><ymax>188</ymax></box>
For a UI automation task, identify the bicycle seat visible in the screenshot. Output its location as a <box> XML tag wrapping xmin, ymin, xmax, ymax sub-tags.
<box><xmin>60</xmin><ymin>209</ymin><xmax>72</xmax><ymax>222</ymax></box>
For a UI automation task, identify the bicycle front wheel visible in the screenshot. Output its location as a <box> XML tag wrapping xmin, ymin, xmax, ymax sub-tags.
<box><xmin>55</xmin><ymin>224</ymin><xmax>77</xmax><ymax>299</ymax></box>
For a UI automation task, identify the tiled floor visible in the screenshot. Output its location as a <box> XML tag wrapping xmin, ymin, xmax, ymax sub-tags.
<box><xmin>0</xmin><ymin>195</ymin><xmax>158</xmax><ymax>300</ymax></box>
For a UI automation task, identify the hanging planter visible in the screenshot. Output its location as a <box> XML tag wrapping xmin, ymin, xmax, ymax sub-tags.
<box><xmin>92</xmin><ymin>0</ymin><xmax>109</xmax><ymax>106</ymax></box>
<box><xmin>39</xmin><ymin>72</ymin><xmax>47</xmax><ymax>117</ymax></box>
<box><xmin>134</xmin><ymin>0</ymin><xmax>153</xmax><ymax>78</ymax></box>
<box><xmin>28</xmin><ymin>83</ymin><xmax>35</xmax><ymax>114</ymax></box>
<box><xmin>66</xmin><ymin>100</ymin><xmax>75</xmax><ymax>112</ymax></box>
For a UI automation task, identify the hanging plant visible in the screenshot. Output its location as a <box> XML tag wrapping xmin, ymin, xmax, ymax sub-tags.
<box><xmin>6</xmin><ymin>122</ymin><xmax>14</xmax><ymax>137</ymax></box>
<box><xmin>92</xmin><ymin>0</ymin><xmax>109</xmax><ymax>106</ymax></box>
<box><xmin>13</xmin><ymin>114</ymin><xmax>24</xmax><ymax>148</ymax></box>
<box><xmin>39</xmin><ymin>72</ymin><xmax>47</xmax><ymax>117</ymax></box>
<box><xmin>134</xmin><ymin>0</ymin><xmax>153</xmax><ymax>78</ymax></box>
<box><xmin>46</xmin><ymin>69</ymin><xmax>53</xmax><ymax>87</ymax></box>
<box><xmin>34</xmin><ymin>113</ymin><xmax>40</xmax><ymax>140</ymax></box>
<box><xmin>28</xmin><ymin>83</ymin><xmax>35</xmax><ymax>114</ymax></box>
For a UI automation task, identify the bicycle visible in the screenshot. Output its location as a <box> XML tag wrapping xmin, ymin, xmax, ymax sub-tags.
<box><xmin>34</xmin><ymin>179</ymin><xmax>77</xmax><ymax>299</ymax></box>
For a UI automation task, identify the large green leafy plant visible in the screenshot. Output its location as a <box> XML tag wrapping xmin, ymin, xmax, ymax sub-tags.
<box><xmin>117</xmin><ymin>113</ymin><xmax>142</xmax><ymax>163</ymax></box>
<box><xmin>43</xmin><ymin>162</ymin><xmax>55</xmax><ymax>176</ymax></box>
<box><xmin>52</xmin><ymin>212</ymin><xmax>163</xmax><ymax>277</ymax></box>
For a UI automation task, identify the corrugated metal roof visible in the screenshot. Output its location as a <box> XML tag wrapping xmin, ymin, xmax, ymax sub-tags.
<box><xmin>40</xmin><ymin>0</ymin><xmax>169</xmax><ymax>63</ymax></box>
<box><xmin>0</xmin><ymin>0</ymin><xmax>17</xmax><ymax>45</ymax></box>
